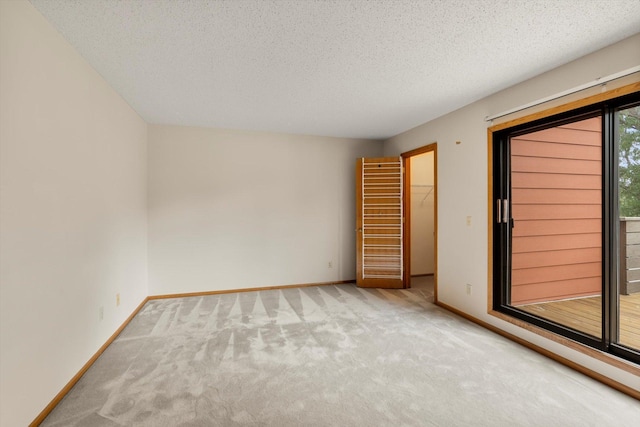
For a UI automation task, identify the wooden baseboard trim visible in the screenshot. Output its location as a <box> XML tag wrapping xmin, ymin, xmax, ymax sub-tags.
<box><xmin>435</xmin><ymin>301</ymin><xmax>640</xmax><ymax>402</ymax></box>
<box><xmin>30</xmin><ymin>297</ymin><xmax>150</xmax><ymax>427</ymax></box>
<box><xmin>148</xmin><ymin>280</ymin><xmax>356</xmax><ymax>300</ymax></box>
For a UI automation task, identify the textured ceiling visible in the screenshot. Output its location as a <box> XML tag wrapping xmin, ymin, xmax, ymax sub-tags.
<box><xmin>29</xmin><ymin>0</ymin><xmax>640</xmax><ymax>139</ymax></box>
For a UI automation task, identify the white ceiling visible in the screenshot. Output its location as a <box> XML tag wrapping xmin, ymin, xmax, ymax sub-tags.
<box><xmin>30</xmin><ymin>0</ymin><xmax>640</xmax><ymax>140</ymax></box>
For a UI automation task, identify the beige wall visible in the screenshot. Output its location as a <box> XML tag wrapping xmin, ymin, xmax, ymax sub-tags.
<box><xmin>0</xmin><ymin>2</ymin><xmax>148</xmax><ymax>426</ymax></box>
<box><xmin>384</xmin><ymin>33</ymin><xmax>640</xmax><ymax>392</ymax></box>
<box><xmin>148</xmin><ymin>125</ymin><xmax>383</xmax><ymax>295</ymax></box>
<box><xmin>410</xmin><ymin>152</ymin><xmax>435</xmax><ymax>275</ymax></box>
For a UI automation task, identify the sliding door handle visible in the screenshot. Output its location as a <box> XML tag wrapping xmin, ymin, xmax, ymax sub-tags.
<box><xmin>502</xmin><ymin>199</ymin><xmax>509</xmax><ymax>224</ymax></box>
<box><xmin>496</xmin><ymin>199</ymin><xmax>509</xmax><ymax>223</ymax></box>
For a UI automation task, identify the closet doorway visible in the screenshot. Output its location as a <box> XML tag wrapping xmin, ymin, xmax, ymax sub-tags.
<box><xmin>402</xmin><ymin>144</ymin><xmax>437</xmax><ymax>301</ymax></box>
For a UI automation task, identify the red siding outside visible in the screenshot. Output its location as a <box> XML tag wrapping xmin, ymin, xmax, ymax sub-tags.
<box><xmin>510</xmin><ymin>117</ymin><xmax>602</xmax><ymax>305</ymax></box>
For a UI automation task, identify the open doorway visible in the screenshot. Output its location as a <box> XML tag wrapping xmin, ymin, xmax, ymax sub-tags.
<box><xmin>402</xmin><ymin>144</ymin><xmax>437</xmax><ymax>301</ymax></box>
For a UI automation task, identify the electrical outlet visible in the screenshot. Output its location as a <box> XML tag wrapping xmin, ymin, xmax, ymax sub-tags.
<box><xmin>466</xmin><ymin>283</ymin><xmax>472</xmax><ymax>295</ymax></box>
<box><xmin>116</xmin><ymin>293</ymin><xmax>120</xmax><ymax>306</ymax></box>
<box><xmin>328</xmin><ymin>261</ymin><xmax>333</xmax><ymax>269</ymax></box>
<box><xmin>99</xmin><ymin>306</ymin><xmax>104</xmax><ymax>321</ymax></box>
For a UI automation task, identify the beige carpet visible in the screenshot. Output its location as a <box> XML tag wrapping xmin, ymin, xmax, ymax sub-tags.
<box><xmin>42</xmin><ymin>284</ymin><xmax>639</xmax><ymax>426</ymax></box>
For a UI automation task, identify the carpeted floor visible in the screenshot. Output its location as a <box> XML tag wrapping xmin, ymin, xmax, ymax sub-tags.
<box><xmin>42</xmin><ymin>284</ymin><xmax>639</xmax><ymax>426</ymax></box>
<box><xmin>409</xmin><ymin>275</ymin><xmax>435</xmax><ymax>301</ymax></box>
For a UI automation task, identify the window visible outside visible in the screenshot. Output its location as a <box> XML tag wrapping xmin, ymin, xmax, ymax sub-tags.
<box><xmin>618</xmin><ymin>105</ymin><xmax>640</xmax><ymax>351</ymax></box>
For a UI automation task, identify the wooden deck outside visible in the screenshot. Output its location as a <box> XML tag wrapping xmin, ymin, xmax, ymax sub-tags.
<box><xmin>518</xmin><ymin>292</ymin><xmax>640</xmax><ymax>350</ymax></box>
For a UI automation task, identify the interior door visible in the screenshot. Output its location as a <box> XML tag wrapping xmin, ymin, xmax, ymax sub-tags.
<box><xmin>356</xmin><ymin>157</ymin><xmax>404</xmax><ymax>288</ymax></box>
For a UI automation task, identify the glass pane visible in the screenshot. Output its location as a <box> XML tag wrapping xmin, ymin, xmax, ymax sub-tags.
<box><xmin>510</xmin><ymin>116</ymin><xmax>602</xmax><ymax>338</ymax></box>
<box><xmin>617</xmin><ymin>105</ymin><xmax>640</xmax><ymax>351</ymax></box>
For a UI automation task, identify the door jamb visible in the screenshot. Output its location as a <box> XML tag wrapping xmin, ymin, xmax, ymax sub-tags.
<box><xmin>401</xmin><ymin>143</ymin><xmax>438</xmax><ymax>301</ymax></box>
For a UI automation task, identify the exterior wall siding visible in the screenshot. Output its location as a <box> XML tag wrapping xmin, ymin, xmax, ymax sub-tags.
<box><xmin>511</xmin><ymin>117</ymin><xmax>602</xmax><ymax>305</ymax></box>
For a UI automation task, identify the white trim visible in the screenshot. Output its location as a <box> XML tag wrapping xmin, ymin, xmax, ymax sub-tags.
<box><xmin>485</xmin><ymin>66</ymin><xmax>640</xmax><ymax>122</ymax></box>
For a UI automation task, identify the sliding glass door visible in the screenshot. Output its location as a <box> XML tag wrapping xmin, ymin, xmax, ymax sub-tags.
<box><xmin>492</xmin><ymin>91</ymin><xmax>640</xmax><ymax>364</ymax></box>
<box><xmin>617</xmin><ymin>104</ymin><xmax>640</xmax><ymax>354</ymax></box>
<box><xmin>511</xmin><ymin>115</ymin><xmax>603</xmax><ymax>338</ymax></box>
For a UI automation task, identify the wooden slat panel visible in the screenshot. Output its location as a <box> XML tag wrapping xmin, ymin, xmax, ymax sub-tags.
<box><xmin>363</xmin><ymin>218</ymin><xmax>401</xmax><ymax>225</ymax></box>
<box><xmin>512</xmin><ymin>156</ymin><xmax>601</xmax><ymax>175</ymax></box>
<box><xmin>512</xmin><ymin>188</ymin><xmax>601</xmax><ymax>205</ymax></box>
<box><xmin>512</xmin><ymin>233</ymin><xmax>600</xmax><ymax>253</ymax></box>
<box><xmin>512</xmin><ymin>262</ymin><xmax>601</xmax><ymax>286</ymax></box>
<box><xmin>510</xmin><ymin>139</ymin><xmax>601</xmax><ymax>160</ymax></box>
<box><xmin>512</xmin><ymin>172</ymin><xmax>600</xmax><ymax>190</ymax></box>
<box><xmin>363</xmin><ymin>157</ymin><xmax>403</xmax><ymax>165</ymax></box>
<box><xmin>363</xmin><ymin>237</ymin><xmax>402</xmax><ymax>245</ymax></box>
<box><xmin>512</xmin><ymin>247</ymin><xmax>601</xmax><ymax>269</ymax></box>
<box><xmin>512</xmin><ymin>204</ymin><xmax>601</xmax><ymax>220</ymax></box>
<box><xmin>358</xmin><ymin>157</ymin><xmax>403</xmax><ymax>287</ymax></box>
<box><xmin>513</xmin><ymin>219</ymin><xmax>600</xmax><ymax>237</ymax></box>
